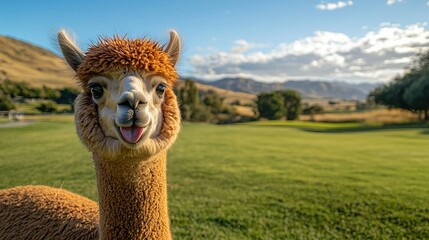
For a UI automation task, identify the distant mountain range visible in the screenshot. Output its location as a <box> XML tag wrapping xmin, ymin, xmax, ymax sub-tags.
<box><xmin>192</xmin><ymin>77</ymin><xmax>378</xmax><ymax>100</ymax></box>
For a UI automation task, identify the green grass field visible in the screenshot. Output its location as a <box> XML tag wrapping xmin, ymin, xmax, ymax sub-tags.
<box><xmin>1</xmin><ymin>117</ymin><xmax>429</xmax><ymax>239</ymax></box>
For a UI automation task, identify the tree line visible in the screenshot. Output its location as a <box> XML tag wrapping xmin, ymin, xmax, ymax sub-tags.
<box><xmin>1</xmin><ymin>77</ymin><xmax>325</xmax><ymax>122</ymax></box>
<box><xmin>369</xmin><ymin>51</ymin><xmax>429</xmax><ymax>120</ymax></box>
<box><xmin>0</xmin><ymin>79</ymin><xmax>79</xmax><ymax>112</ymax></box>
<box><xmin>0</xmin><ymin>78</ymin><xmax>239</xmax><ymax>119</ymax></box>
<box><xmin>176</xmin><ymin>79</ymin><xmax>324</xmax><ymax>123</ymax></box>
<box><xmin>176</xmin><ymin>79</ymin><xmax>237</xmax><ymax>123</ymax></box>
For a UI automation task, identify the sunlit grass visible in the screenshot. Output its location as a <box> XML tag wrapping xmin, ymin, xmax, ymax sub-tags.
<box><xmin>246</xmin><ymin>120</ymin><xmax>366</xmax><ymax>129</ymax></box>
<box><xmin>23</xmin><ymin>114</ymin><xmax>75</xmax><ymax>123</ymax></box>
<box><xmin>0</xmin><ymin>118</ymin><xmax>9</xmax><ymax>123</ymax></box>
<box><xmin>1</xmin><ymin>119</ymin><xmax>429</xmax><ymax>239</ymax></box>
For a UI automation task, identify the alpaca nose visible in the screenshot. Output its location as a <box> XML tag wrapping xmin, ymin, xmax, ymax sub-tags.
<box><xmin>118</xmin><ymin>75</ymin><xmax>147</xmax><ymax>109</ymax></box>
<box><xmin>118</xmin><ymin>91</ymin><xmax>147</xmax><ymax>109</ymax></box>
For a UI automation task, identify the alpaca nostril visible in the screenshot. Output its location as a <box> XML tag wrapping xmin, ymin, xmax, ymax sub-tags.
<box><xmin>118</xmin><ymin>101</ymin><xmax>132</xmax><ymax>108</ymax></box>
<box><xmin>118</xmin><ymin>100</ymin><xmax>147</xmax><ymax>109</ymax></box>
<box><xmin>118</xmin><ymin>91</ymin><xmax>147</xmax><ymax>109</ymax></box>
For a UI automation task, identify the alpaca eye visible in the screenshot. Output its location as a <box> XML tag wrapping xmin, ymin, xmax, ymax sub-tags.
<box><xmin>89</xmin><ymin>83</ymin><xmax>103</xmax><ymax>99</ymax></box>
<box><xmin>155</xmin><ymin>83</ymin><xmax>167</xmax><ymax>97</ymax></box>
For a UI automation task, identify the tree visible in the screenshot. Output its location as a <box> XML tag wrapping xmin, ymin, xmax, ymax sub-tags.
<box><xmin>36</xmin><ymin>101</ymin><xmax>57</xmax><ymax>113</ymax></box>
<box><xmin>202</xmin><ymin>90</ymin><xmax>235</xmax><ymax>115</ymax></box>
<box><xmin>277</xmin><ymin>89</ymin><xmax>302</xmax><ymax>120</ymax></box>
<box><xmin>203</xmin><ymin>91</ymin><xmax>223</xmax><ymax>113</ymax></box>
<box><xmin>403</xmin><ymin>66</ymin><xmax>429</xmax><ymax>120</ymax></box>
<box><xmin>55</xmin><ymin>87</ymin><xmax>79</xmax><ymax>104</ymax></box>
<box><xmin>178</xmin><ymin>79</ymin><xmax>199</xmax><ymax>106</ymax></box>
<box><xmin>176</xmin><ymin>79</ymin><xmax>226</xmax><ymax>122</ymax></box>
<box><xmin>177</xmin><ymin>79</ymin><xmax>201</xmax><ymax>121</ymax></box>
<box><xmin>191</xmin><ymin>104</ymin><xmax>213</xmax><ymax>122</ymax></box>
<box><xmin>41</xmin><ymin>85</ymin><xmax>60</xmax><ymax>99</ymax></box>
<box><xmin>369</xmin><ymin>49</ymin><xmax>429</xmax><ymax>121</ymax></box>
<box><xmin>257</xmin><ymin>89</ymin><xmax>302</xmax><ymax>120</ymax></box>
<box><xmin>302</xmin><ymin>103</ymin><xmax>324</xmax><ymax>121</ymax></box>
<box><xmin>177</xmin><ymin>79</ymin><xmax>197</xmax><ymax>120</ymax></box>
<box><xmin>257</xmin><ymin>92</ymin><xmax>285</xmax><ymax>120</ymax></box>
<box><xmin>0</xmin><ymin>92</ymin><xmax>15</xmax><ymax>111</ymax></box>
<box><xmin>0</xmin><ymin>79</ymin><xmax>79</xmax><ymax>103</ymax></box>
<box><xmin>303</xmin><ymin>104</ymin><xmax>324</xmax><ymax>115</ymax></box>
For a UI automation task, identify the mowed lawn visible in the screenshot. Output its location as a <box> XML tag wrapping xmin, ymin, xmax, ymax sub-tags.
<box><xmin>1</xmin><ymin>117</ymin><xmax>429</xmax><ymax>239</ymax></box>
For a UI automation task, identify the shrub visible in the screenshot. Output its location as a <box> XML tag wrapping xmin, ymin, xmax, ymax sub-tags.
<box><xmin>0</xmin><ymin>92</ymin><xmax>15</xmax><ymax>111</ymax></box>
<box><xmin>36</xmin><ymin>101</ymin><xmax>57</xmax><ymax>113</ymax></box>
<box><xmin>303</xmin><ymin>104</ymin><xmax>324</xmax><ymax>115</ymax></box>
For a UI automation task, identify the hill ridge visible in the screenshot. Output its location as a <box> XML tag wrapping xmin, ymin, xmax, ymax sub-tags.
<box><xmin>191</xmin><ymin>77</ymin><xmax>377</xmax><ymax>100</ymax></box>
<box><xmin>0</xmin><ymin>35</ymin><xmax>75</xmax><ymax>88</ymax></box>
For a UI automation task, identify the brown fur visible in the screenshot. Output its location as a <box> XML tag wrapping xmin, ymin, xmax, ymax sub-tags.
<box><xmin>94</xmin><ymin>151</ymin><xmax>170</xmax><ymax>239</ymax></box>
<box><xmin>0</xmin><ymin>31</ymin><xmax>181</xmax><ymax>240</ymax></box>
<box><xmin>0</xmin><ymin>186</ymin><xmax>98</xmax><ymax>240</ymax></box>
<box><xmin>77</xmin><ymin>36</ymin><xmax>178</xmax><ymax>88</ymax></box>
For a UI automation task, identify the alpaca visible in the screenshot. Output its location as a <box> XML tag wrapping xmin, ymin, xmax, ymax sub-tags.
<box><xmin>0</xmin><ymin>29</ymin><xmax>181</xmax><ymax>240</ymax></box>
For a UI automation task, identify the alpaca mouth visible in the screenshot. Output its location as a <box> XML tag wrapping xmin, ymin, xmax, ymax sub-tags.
<box><xmin>119</xmin><ymin>126</ymin><xmax>145</xmax><ymax>144</ymax></box>
<box><xmin>114</xmin><ymin>121</ymin><xmax>150</xmax><ymax>147</ymax></box>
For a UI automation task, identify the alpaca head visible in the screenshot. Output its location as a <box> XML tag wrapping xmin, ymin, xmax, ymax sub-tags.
<box><xmin>58</xmin><ymin>30</ymin><xmax>181</xmax><ymax>159</ymax></box>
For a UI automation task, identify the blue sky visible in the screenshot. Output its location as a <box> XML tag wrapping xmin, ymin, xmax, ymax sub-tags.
<box><xmin>1</xmin><ymin>0</ymin><xmax>428</xmax><ymax>83</ymax></box>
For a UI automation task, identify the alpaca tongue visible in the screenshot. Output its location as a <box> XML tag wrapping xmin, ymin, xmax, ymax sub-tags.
<box><xmin>119</xmin><ymin>126</ymin><xmax>144</xmax><ymax>143</ymax></box>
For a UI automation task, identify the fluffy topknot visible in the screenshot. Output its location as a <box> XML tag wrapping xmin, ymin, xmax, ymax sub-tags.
<box><xmin>77</xmin><ymin>36</ymin><xmax>178</xmax><ymax>86</ymax></box>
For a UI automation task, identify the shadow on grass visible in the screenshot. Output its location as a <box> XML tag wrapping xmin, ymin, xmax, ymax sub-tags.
<box><xmin>419</xmin><ymin>129</ymin><xmax>429</xmax><ymax>135</ymax></box>
<box><xmin>299</xmin><ymin>122</ymin><xmax>429</xmax><ymax>134</ymax></box>
<box><xmin>246</xmin><ymin>121</ymin><xmax>429</xmax><ymax>134</ymax></box>
<box><xmin>208</xmin><ymin>217</ymin><xmax>248</xmax><ymax>230</ymax></box>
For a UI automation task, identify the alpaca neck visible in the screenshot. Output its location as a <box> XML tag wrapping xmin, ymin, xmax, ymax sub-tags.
<box><xmin>93</xmin><ymin>150</ymin><xmax>171</xmax><ymax>240</ymax></box>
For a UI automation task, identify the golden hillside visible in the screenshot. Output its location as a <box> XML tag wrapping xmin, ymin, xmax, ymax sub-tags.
<box><xmin>0</xmin><ymin>36</ymin><xmax>75</xmax><ymax>88</ymax></box>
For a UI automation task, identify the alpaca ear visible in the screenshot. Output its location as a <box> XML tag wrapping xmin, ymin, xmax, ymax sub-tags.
<box><xmin>164</xmin><ymin>30</ymin><xmax>181</xmax><ymax>67</ymax></box>
<box><xmin>57</xmin><ymin>29</ymin><xmax>85</xmax><ymax>72</ymax></box>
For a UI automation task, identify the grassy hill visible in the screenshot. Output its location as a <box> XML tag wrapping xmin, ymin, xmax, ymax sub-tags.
<box><xmin>1</xmin><ymin>117</ymin><xmax>428</xmax><ymax>239</ymax></box>
<box><xmin>0</xmin><ymin>36</ymin><xmax>75</xmax><ymax>88</ymax></box>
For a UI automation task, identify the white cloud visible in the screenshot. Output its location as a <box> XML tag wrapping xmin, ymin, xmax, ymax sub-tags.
<box><xmin>315</xmin><ymin>1</ymin><xmax>353</xmax><ymax>11</ymax></box>
<box><xmin>189</xmin><ymin>23</ymin><xmax>429</xmax><ymax>83</ymax></box>
<box><xmin>380</xmin><ymin>22</ymin><xmax>400</xmax><ymax>28</ymax></box>
<box><xmin>231</xmin><ymin>40</ymin><xmax>265</xmax><ymax>54</ymax></box>
<box><xmin>427</xmin><ymin>1</ymin><xmax>429</xmax><ymax>6</ymax></box>
<box><xmin>383</xmin><ymin>57</ymin><xmax>412</xmax><ymax>65</ymax></box>
<box><xmin>387</xmin><ymin>0</ymin><xmax>403</xmax><ymax>5</ymax></box>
